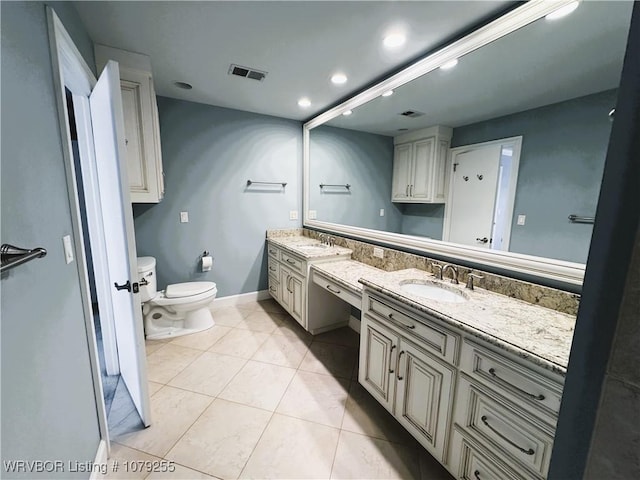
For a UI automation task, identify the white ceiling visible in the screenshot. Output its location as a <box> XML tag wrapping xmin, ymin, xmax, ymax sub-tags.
<box><xmin>73</xmin><ymin>1</ymin><xmax>512</xmax><ymax>121</ymax></box>
<box><xmin>324</xmin><ymin>0</ymin><xmax>634</xmax><ymax>135</ymax></box>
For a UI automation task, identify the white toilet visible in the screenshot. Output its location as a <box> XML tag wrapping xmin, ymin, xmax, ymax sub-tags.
<box><xmin>137</xmin><ymin>256</ymin><xmax>217</xmax><ymax>340</ymax></box>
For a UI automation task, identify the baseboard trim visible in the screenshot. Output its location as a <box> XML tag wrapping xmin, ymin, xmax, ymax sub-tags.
<box><xmin>213</xmin><ymin>289</ymin><xmax>271</xmax><ymax>307</ymax></box>
<box><xmin>90</xmin><ymin>439</ymin><xmax>108</xmax><ymax>480</ymax></box>
<box><xmin>348</xmin><ymin>315</ymin><xmax>361</xmax><ymax>333</ymax></box>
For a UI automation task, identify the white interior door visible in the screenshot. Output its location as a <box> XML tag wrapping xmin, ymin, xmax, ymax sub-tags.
<box><xmin>89</xmin><ymin>61</ymin><xmax>151</xmax><ymax>426</ymax></box>
<box><xmin>446</xmin><ymin>144</ymin><xmax>502</xmax><ymax>248</ymax></box>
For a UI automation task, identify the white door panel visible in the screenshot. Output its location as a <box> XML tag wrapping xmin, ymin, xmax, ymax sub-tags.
<box><xmin>90</xmin><ymin>61</ymin><xmax>151</xmax><ymax>426</ymax></box>
<box><xmin>448</xmin><ymin>145</ymin><xmax>502</xmax><ymax>248</ymax></box>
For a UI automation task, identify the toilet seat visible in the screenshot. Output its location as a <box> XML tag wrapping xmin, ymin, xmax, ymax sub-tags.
<box><xmin>165</xmin><ymin>281</ymin><xmax>216</xmax><ymax>298</ymax></box>
<box><xmin>148</xmin><ymin>281</ymin><xmax>217</xmax><ymax>307</ymax></box>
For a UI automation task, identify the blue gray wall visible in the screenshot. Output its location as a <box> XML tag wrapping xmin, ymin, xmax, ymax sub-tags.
<box><xmin>399</xmin><ymin>204</ymin><xmax>444</xmax><ymax>239</ymax></box>
<box><xmin>1</xmin><ymin>2</ymin><xmax>100</xmax><ymax>477</ymax></box>
<box><xmin>452</xmin><ymin>89</ymin><xmax>616</xmax><ymax>263</ymax></box>
<box><xmin>133</xmin><ymin>97</ymin><xmax>302</xmax><ymax>298</ymax></box>
<box><xmin>309</xmin><ymin>125</ymin><xmax>402</xmax><ymax>232</ymax></box>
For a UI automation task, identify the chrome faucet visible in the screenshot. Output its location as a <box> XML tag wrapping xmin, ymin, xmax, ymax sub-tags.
<box><xmin>466</xmin><ymin>271</ymin><xmax>484</xmax><ymax>290</ymax></box>
<box><xmin>442</xmin><ymin>264</ymin><xmax>459</xmax><ymax>284</ymax></box>
<box><xmin>319</xmin><ymin>233</ymin><xmax>327</xmax><ymax>245</ymax></box>
<box><xmin>431</xmin><ymin>262</ymin><xmax>443</xmax><ymax>280</ymax></box>
<box><xmin>328</xmin><ymin>236</ymin><xmax>336</xmax><ymax>247</ymax></box>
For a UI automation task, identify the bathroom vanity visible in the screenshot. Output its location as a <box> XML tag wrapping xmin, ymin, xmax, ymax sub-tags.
<box><xmin>266</xmin><ymin>236</ymin><xmax>352</xmax><ymax>333</ymax></box>
<box><xmin>265</xmin><ymin>231</ymin><xmax>574</xmax><ymax>479</ymax></box>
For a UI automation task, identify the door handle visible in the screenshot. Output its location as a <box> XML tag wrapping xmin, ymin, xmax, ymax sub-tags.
<box><xmin>396</xmin><ymin>350</ymin><xmax>405</xmax><ymax>381</ymax></box>
<box><xmin>113</xmin><ymin>280</ymin><xmax>138</xmax><ymax>293</ymax></box>
<box><xmin>476</xmin><ymin>237</ymin><xmax>489</xmax><ymax>244</ymax></box>
<box><xmin>389</xmin><ymin>345</ymin><xmax>397</xmax><ymax>374</ymax></box>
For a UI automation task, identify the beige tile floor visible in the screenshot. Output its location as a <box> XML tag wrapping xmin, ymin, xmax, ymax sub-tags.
<box><xmin>106</xmin><ymin>299</ymin><xmax>454</xmax><ymax>480</ymax></box>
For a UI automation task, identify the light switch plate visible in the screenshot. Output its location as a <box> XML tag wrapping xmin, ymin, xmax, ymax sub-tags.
<box><xmin>379</xmin><ymin>209</ymin><xmax>385</xmax><ymax>217</ymax></box>
<box><xmin>308</xmin><ymin>210</ymin><xmax>317</xmax><ymax>220</ymax></box>
<box><xmin>373</xmin><ymin>247</ymin><xmax>384</xmax><ymax>259</ymax></box>
<box><xmin>63</xmin><ymin>235</ymin><xmax>74</xmax><ymax>264</ymax></box>
<box><xmin>180</xmin><ymin>211</ymin><xmax>189</xmax><ymax>223</ymax></box>
<box><xmin>517</xmin><ymin>214</ymin><xmax>526</xmax><ymax>225</ymax></box>
<box><xmin>289</xmin><ymin>210</ymin><xmax>298</xmax><ymax>220</ymax></box>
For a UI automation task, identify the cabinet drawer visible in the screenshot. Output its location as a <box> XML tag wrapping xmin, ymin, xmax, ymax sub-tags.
<box><xmin>311</xmin><ymin>270</ymin><xmax>361</xmax><ymax>309</ymax></box>
<box><xmin>267</xmin><ymin>243</ymin><xmax>280</xmax><ymax>260</ymax></box>
<box><xmin>268</xmin><ymin>274</ymin><xmax>280</xmax><ymax>300</ymax></box>
<box><xmin>454</xmin><ymin>376</ymin><xmax>554</xmax><ymax>478</ymax></box>
<box><xmin>365</xmin><ymin>295</ymin><xmax>458</xmax><ymax>364</ymax></box>
<box><xmin>267</xmin><ymin>258</ymin><xmax>280</xmax><ymax>278</ymax></box>
<box><xmin>461</xmin><ymin>340</ymin><xmax>563</xmax><ymax>419</ymax></box>
<box><xmin>281</xmin><ymin>251</ymin><xmax>304</xmax><ymax>274</ymax></box>
<box><xmin>449</xmin><ymin>427</ymin><xmax>531</xmax><ymax>480</ymax></box>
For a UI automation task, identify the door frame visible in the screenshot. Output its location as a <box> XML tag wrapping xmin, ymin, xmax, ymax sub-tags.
<box><xmin>46</xmin><ymin>7</ymin><xmax>135</xmax><ymax>455</ymax></box>
<box><xmin>443</xmin><ymin>136</ymin><xmax>522</xmax><ymax>250</ymax></box>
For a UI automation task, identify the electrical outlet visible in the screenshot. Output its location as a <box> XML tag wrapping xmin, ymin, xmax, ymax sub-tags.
<box><xmin>180</xmin><ymin>211</ymin><xmax>189</xmax><ymax>223</ymax></box>
<box><xmin>289</xmin><ymin>210</ymin><xmax>298</xmax><ymax>220</ymax></box>
<box><xmin>379</xmin><ymin>208</ymin><xmax>385</xmax><ymax>217</ymax></box>
<box><xmin>308</xmin><ymin>210</ymin><xmax>317</xmax><ymax>220</ymax></box>
<box><xmin>63</xmin><ymin>235</ymin><xmax>74</xmax><ymax>264</ymax></box>
<box><xmin>517</xmin><ymin>214</ymin><xmax>526</xmax><ymax>226</ymax></box>
<box><xmin>373</xmin><ymin>247</ymin><xmax>384</xmax><ymax>259</ymax></box>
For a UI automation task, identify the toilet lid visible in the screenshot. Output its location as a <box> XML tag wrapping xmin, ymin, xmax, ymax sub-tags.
<box><xmin>165</xmin><ymin>281</ymin><xmax>216</xmax><ymax>298</ymax></box>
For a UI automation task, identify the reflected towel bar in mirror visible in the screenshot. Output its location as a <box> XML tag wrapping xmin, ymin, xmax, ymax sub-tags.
<box><xmin>1</xmin><ymin>244</ymin><xmax>47</xmax><ymax>273</ymax></box>
<box><xmin>246</xmin><ymin>180</ymin><xmax>287</xmax><ymax>187</ymax></box>
<box><xmin>320</xmin><ymin>183</ymin><xmax>351</xmax><ymax>190</ymax></box>
<box><xmin>568</xmin><ymin>214</ymin><xmax>595</xmax><ymax>224</ymax></box>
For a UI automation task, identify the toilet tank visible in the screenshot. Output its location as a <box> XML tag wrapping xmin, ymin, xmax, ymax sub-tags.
<box><xmin>137</xmin><ymin>256</ymin><xmax>157</xmax><ymax>302</ymax></box>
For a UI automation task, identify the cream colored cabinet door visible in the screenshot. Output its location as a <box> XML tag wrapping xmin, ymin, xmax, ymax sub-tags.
<box><xmin>392</xmin><ymin>143</ymin><xmax>413</xmax><ymax>201</ymax></box>
<box><xmin>289</xmin><ymin>272</ymin><xmax>305</xmax><ymax>326</ymax></box>
<box><xmin>120</xmin><ymin>69</ymin><xmax>164</xmax><ymax>203</ymax></box>
<box><xmin>410</xmin><ymin>138</ymin><xmax>435</xmax><ymax>200</ymax></box>
<box><xmin>359</xmin><ymin>317</ymin><xmax>400</xmax><ymax>412</ymax></box>
<box><xmin>279</xmin><ymin>265</ymin><xmax>305</xmax><ymax>327</ymax></box>
<box><xmin>394</xmin><ymin>339</ymin><xmax>455</xmax><ymax>463</ymax></box>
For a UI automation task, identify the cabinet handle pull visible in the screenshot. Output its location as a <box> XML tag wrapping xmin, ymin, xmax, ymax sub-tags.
<box><xmin>396</xmin><ymin>350</ymin><xmax>405</xmax><ymax>381</ymax></box>
<box><xmin>388</xmin><ymin>313</ymin><xmax>415</xmax><ymax>329</ymax></box>
<box><xmin>406</xmin><ymin>185</ymin><xmax>409</xmax><ymax>196</ymax></box>
<box><xmin>389</xmin><ymin>345</ymin><xmax>397</xmax><ymax>374</ymax></box>
<box><xmin>286</xmin><ymin>258</ymin><xmax>296</xmax><ymax>265</ymax></box>
<box><xmin>473</xmin><ymin>470</ymin><xmax>481</xmax><ymax>480</ymax></box>
<box><xmin>410</xmin><ymin>185</ymin><xmax>413</xmax><ymax>196</ymax></box>
<box><xmin>488</xmin><ymin>368</ymin><xmax>545</xmax><ymax>401</ymax></box>
<box><xmin>326</xmin><ymin>284</ymin><xmax>341</xmax><ymax>294</ymax></box>
<box><xmin>269</xmin><ymin>286</ymin><xmax>276</xmax><ymax>293</ymax></box>
<box><xmin>269</xmin><ymin>266</ymin><xmax>277</xmax><ymax>272</ymax></box>
<box><xmin>480</xmin><ymin>415</ymin><xmax>535</xmax><ymax>456</ymax></box>
<box><xmin>269</xmin><ymin>249</ymin><xmax>276</xmax><ymax>255</ymax></box>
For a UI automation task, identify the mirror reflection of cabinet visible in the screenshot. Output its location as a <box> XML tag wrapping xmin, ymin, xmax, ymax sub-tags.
<box><xmin>95</xmin><ymin>44</ymin><xmax>165</xmax><ymax>203</ymax></box>
<box><xmin>392</xmin><ymin>126</ymin><xmax>451</xmax><ymax>204</ymax></box>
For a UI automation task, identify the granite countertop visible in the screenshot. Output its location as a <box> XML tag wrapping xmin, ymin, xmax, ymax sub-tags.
<box><xmin>267</xmin><ymin>235</ymin><xmax>352</xmax><ymax>259</ymax></box>
<box><xmin>358</xmin><ymin>268</ymin><xmax>576</xmax><ymax>375</ymax></box>
<box><xmin>311</xmin><ymin>260</ymin><xmax>384</xmax><ymax>294</ymax></box>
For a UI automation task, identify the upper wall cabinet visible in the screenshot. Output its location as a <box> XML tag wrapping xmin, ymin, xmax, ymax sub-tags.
<box><xmin>95</xmin><ymin>45</ymin><xmax>164</xmax><ymax>203</ymax></box>
<box><xmin>391</xmin><ymin>125</ymin><xmax>451</xmax><ymax>203</ymax></box>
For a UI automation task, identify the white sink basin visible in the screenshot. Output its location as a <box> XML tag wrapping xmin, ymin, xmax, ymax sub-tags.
<box><xmin>400</xmin><ymin>281</ymin><xmax>468</xmax><ymax>303</ymax></box>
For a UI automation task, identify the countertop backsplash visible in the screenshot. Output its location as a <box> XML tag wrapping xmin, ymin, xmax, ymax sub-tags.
<box><xmin>297</xmin><ymin>228</ymin><xmax>580</xmax><ymax>316</ymax></box>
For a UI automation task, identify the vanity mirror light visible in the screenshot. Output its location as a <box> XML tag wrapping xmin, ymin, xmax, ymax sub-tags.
<box><xmin>303</xmin><ymin>0</ymin><xmax>634</xmax><ymax>289</ymax></box>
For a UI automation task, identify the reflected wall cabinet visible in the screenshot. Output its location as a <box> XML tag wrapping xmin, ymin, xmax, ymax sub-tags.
<box><xmin>95</xmin><ymin>44</ymin><xmax>165</xmax><ymax>203</ymax></box>
<box><xmin>392</xmin><ymin>125</ymin><xmax>452</xmax><ymax>204</ymax></box>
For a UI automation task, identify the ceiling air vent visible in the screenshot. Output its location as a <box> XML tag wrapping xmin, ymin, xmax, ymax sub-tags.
<box><xmin>399</xmin><ymin>110</ymin><xmax>425</xmax><ymax>118</ymax></box>
<box><xmin>229</xmin><ymin>64</ymin><xmax>267</xmax><ymax>82</ymax></box>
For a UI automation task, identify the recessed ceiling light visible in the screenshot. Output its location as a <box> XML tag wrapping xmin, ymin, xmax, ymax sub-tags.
<box><xmin>342</xmin><ymin>110</ymin><xmax>353</xmax><ymax>116</ymax></box>
<box><xmin>545</xmin><ymin>1</ymin><xmax>579</xmax><ymax>20</ymax></box>
<box><xmin>440</xmin><ymin>59</ymin><xmax>459</xmax><ymax>70</ymax></box>
<box><xmin>174</xmin><ymin>81</ymin><xmax>193</xmax><ymax>90</ymax></box>
<box><xmin>383</xmin><ymin>33</ymin><xmax>406</xmax><ymax>49</ymax></box>
<box><xmin>382</xmin><ymin>90</ymin><xmax>394</xmax><ymax>97</ymax></box>
<box><xmin>331</xmin><ymin>73</ymin><xmax>348</xmax><ymax>85</ymax></box>
<box><xmin>297</xmin><ymin>98</ymin><xmax>311</xmax><ymax>108</ymax></box>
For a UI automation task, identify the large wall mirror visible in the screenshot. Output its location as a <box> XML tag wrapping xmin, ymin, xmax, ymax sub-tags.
<box><xmin>303</xmin><ymin>0</ymin><xmax>634</xmax><ymax>288</ymax></box>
